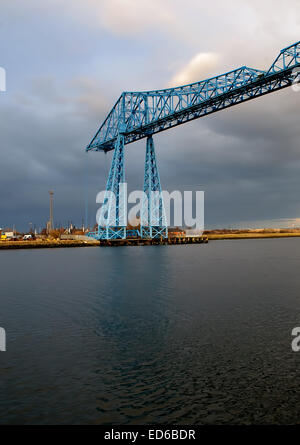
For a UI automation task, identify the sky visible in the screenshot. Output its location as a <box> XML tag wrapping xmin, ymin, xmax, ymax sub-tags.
<box><xmin>0</xmin><ymin>0</ymin><xmax>300</xmax><ymax>231</ymax></box>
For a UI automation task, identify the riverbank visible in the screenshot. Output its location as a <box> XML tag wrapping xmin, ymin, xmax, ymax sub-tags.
<box><xmin>0</xmin><ymin>236</ymin><xmax>208</xmax><ymax>249</ymax></box>
<box><xmin>1</xmin><ymin>232</ymin><xmax>300</xmax><ymax>249</ymax></box>
<box><xmin>0</xmin><ymin>240</ymin><xmax>99</xmax><ymax>249</ymax></box>
<box><xmin>207</xmin><ymin>232</ymin><xmax>300</xmax><ymax>240</ymax></box>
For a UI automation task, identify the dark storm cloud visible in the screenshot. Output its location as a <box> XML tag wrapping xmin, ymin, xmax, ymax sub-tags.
<box><xmin>0</xmin><ymin>77</ymin><xmax>109</xmax><ymax>229</ymax></box>
<box><xmin>1</xmin><ymin>0</ymin><xmax>300</xmax><ymax>230</ymax></box>
<box><xmin>152</xmin><ymin>82</ymin><xmax>300</xmax><ymax>227</ymax></box>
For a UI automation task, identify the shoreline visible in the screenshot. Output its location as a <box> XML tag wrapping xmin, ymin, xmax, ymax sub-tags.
<box><xmin>0</xmin><ymin>240</ymin><xmax>99</xmax><ymax>250</ymax></box>
<box><xmin>207</xmin><ymin>232</ymin><xmax>300</xmax><ymax>240</ymax></box>
<box><xmin>1</xmin><ymin>232</ymin><xmax>300</xmax><ymax>249</ymax></box>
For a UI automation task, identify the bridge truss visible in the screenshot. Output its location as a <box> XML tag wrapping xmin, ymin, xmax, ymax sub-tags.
<box><xmin>86</xmin><ymin>41</ymin><xmax>300</xmax><ymax>240</ymax></box>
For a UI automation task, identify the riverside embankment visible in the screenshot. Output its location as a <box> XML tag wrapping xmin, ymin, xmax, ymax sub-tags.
<box><xmin>0</xmin><ymin>240</ymin><xmax>99</xmax><ymax>249</ymax></box>
<box><xmin>0</xmin><ymin>236</ymin><xmax>208</xmax><ymax>249</ymax></box>
<box><xmin>207</xmin><ymin>232</ymin><xmax>300</xmax><ymax>240</ymax></box>
<box><xmin>1</xmin><ymin>232</ymin><xmax>300</xmax><ymax>249</ymax></box>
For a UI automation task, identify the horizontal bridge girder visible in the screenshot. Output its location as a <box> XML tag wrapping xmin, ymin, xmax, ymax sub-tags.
<box><xmin>86</xmin><ymin>41</ymin><xmax>300</xmax><ymax>152</ymax></box>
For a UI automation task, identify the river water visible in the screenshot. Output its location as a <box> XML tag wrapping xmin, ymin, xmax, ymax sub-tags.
<box><xmin>1</xmin><ymin>239</ymin><xmax>300</xmax><ymax>424</ymax></box>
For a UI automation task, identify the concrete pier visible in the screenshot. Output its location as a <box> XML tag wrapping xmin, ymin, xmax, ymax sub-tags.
<box><xmin>0</xmin><ymin>236</ymin><xmax>208</xmax><ymax>249</ymax></box>
<box><xmin>99</xmin><ymin>236</ymin><xmax>208</xmax><ymax>247</ymax></box>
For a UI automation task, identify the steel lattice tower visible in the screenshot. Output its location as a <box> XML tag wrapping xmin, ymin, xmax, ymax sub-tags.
<box><xmin>140</xmin><ymin>136</ymin><xmax>168</xmax><ymax>239</ymax></box>
<box><xmin>86</xmin><ymin>41</ymin><xmax>300</xmax><ymax>240</ymax></box>
<box><xmin>97</xmin><ymin>134</ymin><xmax>126</xmax><ymax>239</ymax></box>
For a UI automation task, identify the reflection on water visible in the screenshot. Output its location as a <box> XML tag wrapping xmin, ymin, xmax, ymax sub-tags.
<box><xmin>1</xmin><ymin>239</ymin><xmax>300</xmax><ymax>424</ymax></box>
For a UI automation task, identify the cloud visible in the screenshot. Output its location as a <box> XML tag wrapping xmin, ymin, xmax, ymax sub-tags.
<box><xmin>169</xmin><ymin>53</ymin><xmax>220</xmax><ymax>87</ymax></box>
<box><xmin>80</xmin><ymin>0</ymin><xmax>177</xmax><ymax>37</ymax></box>
<box><xmin>0</xmin><ymin>75</ymin><xmax>110</xmax><ymax>230</ymax></box>
<box><xmin>1</xmin><ymin>0</ymin><xmax>300</xmax><ymax>230</ymax></box>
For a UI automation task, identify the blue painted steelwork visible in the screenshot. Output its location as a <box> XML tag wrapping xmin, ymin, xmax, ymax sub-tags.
<box><xmin>86</xmin><ymin>41</ymin><xmax>300</xmax><ymax>240</ymax></box>
<box><xmin>95</xmin><ymin>134</ymin><xmax>126</xmax><ymax>240</ymax></box>
<box><xmin>87</xmin><ymin>228</ymin><xmax>140</xmax><ymax>240</ymax></box>
<box><xmin>86</xmin><ymin>41</ymin><xmax>300</xmax><ymax>153</ymax></box>
<box><xmin>141</xmin><ymin>136</ymin><xmax>168</xmax><ymax>239</ymax></box>
<box><xmin>126</xmin><ymin>229</ymin><xmax>140</xmax><ymax>238</ymax></box>
<box><xmin>267</xmin><ymin>41</ymin><xmax>300</xmax><ymax>74</ymax></box>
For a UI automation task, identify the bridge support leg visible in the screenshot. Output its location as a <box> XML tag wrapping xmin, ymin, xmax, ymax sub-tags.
<box><xmin>97</xmin><ymin>134</ymin><xmax>126</xmax><ymax>240</ymax></box>
<box><xmin>141</xmin><ymin>135</ymin><xmax>168</xmax><ymax>239</ymax></box>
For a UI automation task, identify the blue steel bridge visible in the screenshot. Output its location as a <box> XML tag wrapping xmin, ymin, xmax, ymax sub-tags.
<box><xmin>86</xmin><ymin>41</ymin><xmax>300</xmax><ymax>240</ymax></box>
